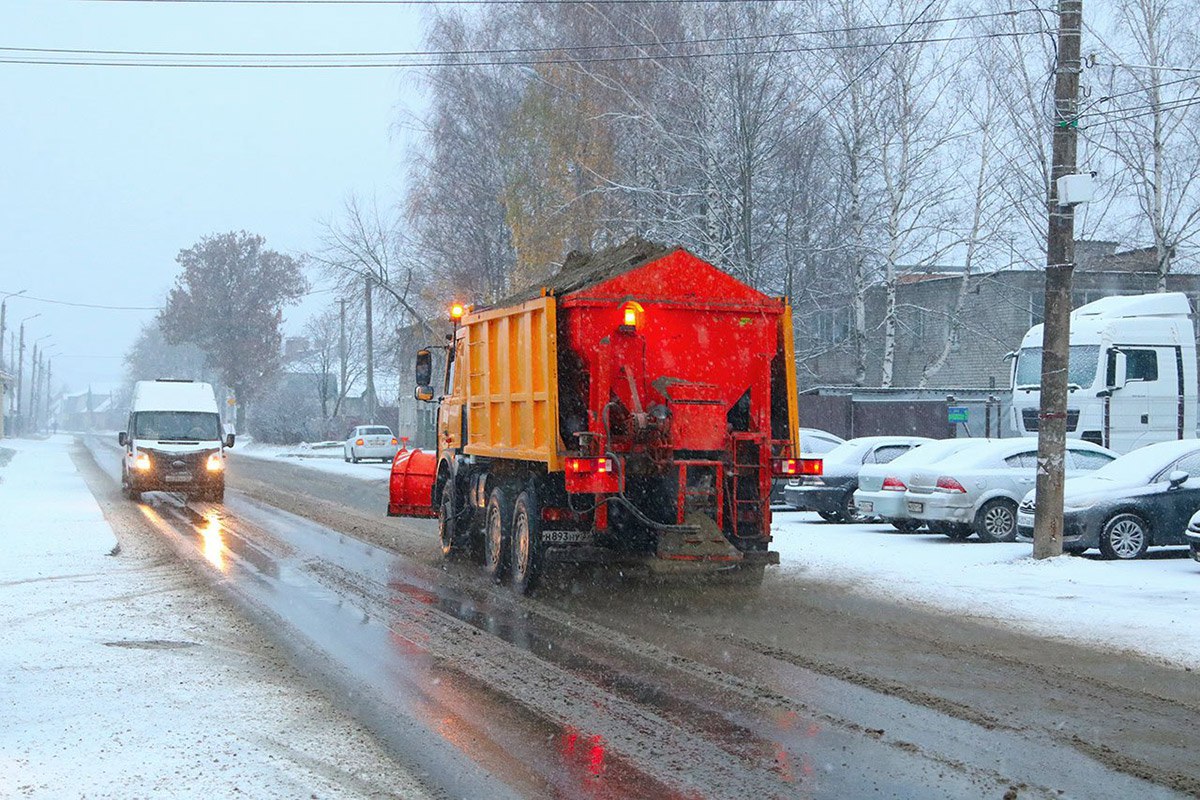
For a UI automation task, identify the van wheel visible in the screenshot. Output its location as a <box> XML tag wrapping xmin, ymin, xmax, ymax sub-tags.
<box><xmin>482</xmin><ymin>486</ymin><xmax>512</xmax><ymax>583</ymax></box>
<box><xmin>510</xmin><ymin>487</ymin><xmax>543</xmax><ymax>594</ymax></box>
<box><xmin>1099</xmin><ymin>513</ymin><xmax>1149</xmax><ymax>560</ymax></box>
<box><xmin>975</xmin><ymin>499</ymin><xmax>1018</xmax><ymax>543</ymax></box>
<box><xmin>121</xmin><ymin>470</ymin><xmax>141</xmax><ymax>502</ymax></box>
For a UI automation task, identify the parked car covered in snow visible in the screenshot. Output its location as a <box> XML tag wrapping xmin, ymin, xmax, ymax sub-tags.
<box><xmin>343</xmin><ymin>425</ymin><xmax>400</xmax><ymax>463</ymax></box>
<box><xmin>853</xmin><ymin>438</ymin><xmax>989</xmax><ymax>531</ymax></box>
<box><xmin>773</xmin><ymin>428</ymin><xmax>846</xmax><ymax>505</ymax></box>
<box><xmin>783</xmin><ymin>436</ymin><xmax>932</xmax><ymax>522</ymax></box>
<box><xmin>1017</xmin><ymin>439</ymin><xmax>1200</xmax><ymax>559</ymax></box>
<box><xmin>906</xmin><ymin>438</ymin><xmax>1116</xmax><ymax>543</ymax></box>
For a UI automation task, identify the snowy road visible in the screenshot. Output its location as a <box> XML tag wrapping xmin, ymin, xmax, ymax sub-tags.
<box><xmin>78</xmin><ymin>436</ymin><xmax>1200</xmax><ymax>798</ymax></box>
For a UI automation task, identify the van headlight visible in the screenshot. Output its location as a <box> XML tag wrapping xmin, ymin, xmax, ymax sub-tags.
<box><xmin>134</xmin><ymin>453</ymin><xmax>152</xmax><ymax>471</ymax></box>
<box><xmin>206</xmin><ymin>453</ymin><xmax>225</xmax><ymax>472</ymax></box>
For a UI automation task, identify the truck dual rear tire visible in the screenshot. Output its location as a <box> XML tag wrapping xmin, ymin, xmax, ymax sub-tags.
<box><xmin>510</xmin><ymin>488</ymin><xmax>543</xmax><ymax>595</ymax></box>
<box><xmin>483</xmin><ymin>487</ymin><xmax>512</xmax><ymax>583</ymax></box>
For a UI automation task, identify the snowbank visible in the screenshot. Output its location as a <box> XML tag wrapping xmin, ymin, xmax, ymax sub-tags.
<box><xmin>773</xmin><ymin>511</ymin><xmax>1200</xmax><ymax>668</ymax></box>
<box><xmin>235</xmin><ymin>441</ymin><xmax>394</xmax><ymax>480</ymax></box>
<box><xmin>0</xmin><ymin>437</ymin><xmax>428</xmax><ymax>798</ymax></box>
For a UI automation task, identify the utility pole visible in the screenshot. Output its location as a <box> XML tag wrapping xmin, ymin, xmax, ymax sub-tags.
<box><xmin>364</xmin><ymin>275</ymin><xmax>377</xmax><ymax>423</ymax></box>
<box><xmin>338</xmin><ymin>298</ymin><xmax>347</xmax><ymax>415</ymax></box>
<box><xmin>0</xmin><ymin>289</ymin><xmax>26</xmax><ymax>373</ymax></box>
<box><xmin>29</xmin><ymin>344</ymin><xmax>39</xmax><ymax>431</ymax></box>
<box><xmin>1032</xmin><ymin>0</ymin><xmax>1083</xmax><ymax>560</ymax></box>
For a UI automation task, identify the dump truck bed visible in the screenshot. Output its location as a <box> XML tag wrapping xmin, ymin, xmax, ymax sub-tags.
<box><xmin>462</xmin><ymin>295</ymin><xmax>564</xmax><ymax>469</ymax></box>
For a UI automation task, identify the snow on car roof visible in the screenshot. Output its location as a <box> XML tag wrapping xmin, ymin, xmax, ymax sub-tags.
<box><xmin>132</xmin><ymin>380</ymin><xmax>219</xmax><ymax>413</ymax></box>
<box><xmin>1091</xmin><ymin>439</ymin><xmax>1200</xmax><ymax>481</ymax></box>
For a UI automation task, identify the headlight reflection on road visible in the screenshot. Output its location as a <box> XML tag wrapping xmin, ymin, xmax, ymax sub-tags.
<box><xmin>200</xmin><ymin>510</ymin><xmax>227</xmax><ymax>573</ymax></box>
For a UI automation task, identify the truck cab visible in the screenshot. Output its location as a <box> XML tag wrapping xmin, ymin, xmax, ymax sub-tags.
<box><xmin>1011</xmin><ymin>293</ymin><xmax>1197</xmax><ymax>453</ymax></box>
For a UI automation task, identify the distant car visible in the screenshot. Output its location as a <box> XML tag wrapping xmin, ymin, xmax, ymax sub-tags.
<box><xmin>783</xmin><ymin>436</ymin><xmax>933</xmax><ymax>522</ymax></box>
<box><xmin>343</xmin><ymin>425</ymin><xmax>399</xmax><ymax>463</ymax></box>
<box><xmin>1018</xmin><ymin>440</ymin><xmax>1200</xmax><ymax>559</ymax></box>
<box><xmin>854</xmin><ymin>438</ymin><xmax>989</xmax><ymax>531</ymax></box>
<box><xmin>1186</xmin><ymin>509</ymin><xmax>1200</xmax><ymax>563</ymax></box>
<box><xmin>906</xmin><ymin>438</ymin><xmax>1117</xmax><ymax>543</ymax></box>
<box><xmin>773</xmin><ymin>428</ymin><xmax>846</xmax><ymax>505</ymax></box>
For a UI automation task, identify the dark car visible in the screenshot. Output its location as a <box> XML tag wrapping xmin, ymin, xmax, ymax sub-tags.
<box><xmin>782</xmin><ymin>435</ymin><xmax>932</xmax><ymax>522</ymax></box>
<box><xmin>771</xmin><ymin>428</ymin><xmax>845</xmax><ymax>505</ymax></box>
<box><xmin>1186</xmin><ymin>510</ymin><xmax>1200</xmax><ymax>563</ymax></box>
<box><xmin>1016</xmin><ymin>439</ymin><xmax>1200</xmax><ymax>559</ymax></box>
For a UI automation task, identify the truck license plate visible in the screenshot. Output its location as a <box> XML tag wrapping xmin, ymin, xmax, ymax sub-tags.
<box><xmin>906</xmin><ymin>501</ymin><xmax>923</xmax><ymax>513</ymax></box>
<box><xmin>857</xmin><ymin>501</ymin><xmax>873</xmax><ymax>513</ymax></box>
<box><xmin>165</xmin><ymin>473</ymin><xmax>193</xmax><ymax>483</ymax></box>
<box><xmin>542</xmin><ymin>530</ymin><xmax>592</xmax><ymax>544</ymax></box>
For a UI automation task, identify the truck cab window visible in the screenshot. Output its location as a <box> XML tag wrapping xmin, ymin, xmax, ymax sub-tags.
<box><xmin>1125</xmin><ymin>349</ymin><xmax>1158</xmax><ymax>382</ymax></box>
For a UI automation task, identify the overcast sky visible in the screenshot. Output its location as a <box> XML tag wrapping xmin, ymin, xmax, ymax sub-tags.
<box><xmin>1</xmin><ymin>1</ymin><xmax>428</xmax><ymax>394</ymax></box>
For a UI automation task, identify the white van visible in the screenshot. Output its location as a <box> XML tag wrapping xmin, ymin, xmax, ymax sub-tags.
<box><xmin>118</xmin><ymin>379</ymin><xmax>234</xmax><ymax>502</ymax></box>
<box><xmin>1011</xmin><ymin>293</ymin><xmax>1197</xmax><ymax>454</ymax></box>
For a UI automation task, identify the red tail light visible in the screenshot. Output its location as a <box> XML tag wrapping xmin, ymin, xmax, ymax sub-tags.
<box><xmin>881</xmin><ymin>476</ymin><xmax>907</xmax><ymax>491</ymax></box>
<box><xmin>391</xmin><ymin>438</ymin><xmax>398</xmax><ymax>445</ymax></box>
<box><xmin>936</xmin><ymin>476</ymin><xmax>967</xmax><ymax>493</ymax></box>
<box><xmin>772</xmin><ymin>459</ymin><xmax>797</xmax><ymax>476</ymax></box>
<box><xmin>798</xmin><ymin>458</ymin><xmax>823</xmax><ymax>476</ymax></box>
<box><xmin>355</xmin><ymin>438</ymin><xmax>365</xmax><ymax>446</ymax></box>
<box><xmin>566</xmin><ymin>457</ymin><xmax>614</xmax><ymax>474</ymax></box>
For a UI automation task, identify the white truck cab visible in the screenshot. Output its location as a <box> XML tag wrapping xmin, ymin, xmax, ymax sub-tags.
<box><xmin>1011</xmin><ymin>293</ymin><xmax>1197</xmax><ymax>454</ymax></box>
<box><xmin>118</xmin><ymin>379</ymin><xmax>234</xmax><ymax>502</ymax></box>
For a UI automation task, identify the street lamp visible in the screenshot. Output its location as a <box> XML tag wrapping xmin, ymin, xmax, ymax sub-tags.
<box><xmin>0</xmin><ymin>289</ymin><xmax>26</xmax><ymax>373</ymax></box>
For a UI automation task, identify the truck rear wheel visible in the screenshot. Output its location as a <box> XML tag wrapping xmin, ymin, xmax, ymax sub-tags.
<box><xmin>438</xmin><ymin>479</ymin><xmax>472</xmax><ymax>560</ymax></box>
<box><xmin>510</xmin><ymin>487</ymin><xmax>543</xmax><ymax>594</ymax></box>
<box><xmin>482</xmin><ymin>486</ymin><xmax>512</xmax><ymax>582</ymax></box>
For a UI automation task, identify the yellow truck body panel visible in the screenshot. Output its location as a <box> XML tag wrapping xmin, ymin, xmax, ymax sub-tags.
<box><xmin>462</xmin><ymin>295</ymin><xmax>563</xmax><ymax>470</ymax></box>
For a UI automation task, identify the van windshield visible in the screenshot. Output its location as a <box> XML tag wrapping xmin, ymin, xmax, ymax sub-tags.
<box><xmin>1014</xmin><ymin>345</ymin><xmax>1101</xmax><ymax>389</ymax></box>
<box><xmin>135</xmin><ymin>411</ymin><xmax>221</xmax><ymax>442</ymax></box>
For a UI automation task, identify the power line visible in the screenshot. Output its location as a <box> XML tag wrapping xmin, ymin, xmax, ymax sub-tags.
<box><xmin>0</xmin><ymin>290</ymin><xmax>160</xmax><ymax>311</ymax></box>
<box><xmin>1084</xmin><ymin>94</ymin><xmax>1200</xmax><ymax>127</ymax></box>
<box><xmin>0</xmin><ymin>30</ymin><xmax>1047</xmax><ymax>69</ymax></box>
<box><xmin>0</xmin><ymin>9</ymin><xmax>1044</xmax><ymax>60</ymax></box>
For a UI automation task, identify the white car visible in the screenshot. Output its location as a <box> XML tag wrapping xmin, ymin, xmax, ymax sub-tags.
<box><xmin>903</xmin><ymin>438</ymin><xmax>1117</xmax><ymax>542</ymax></box>
<box><xmin>853</xmin><ymin>439</ymin><xmax>990</xmax><ymax>531</ymax></box>
<box><xmin>343</xmin><ymin>425</ymin><xmax>400</xmax><ymax>463</ymax></box>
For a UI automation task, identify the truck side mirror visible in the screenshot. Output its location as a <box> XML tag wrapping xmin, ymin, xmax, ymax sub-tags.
<box><xmin>414</xmin><ymin>386</ymin><xmax>435</xmax><ymax>402</ymax></box>
<box><xmin>224</xmin><ymin>433</ymin><xmax>236</xmax><ymax>449</ymax></box>
<box><xmin>1108</xmin><ymin>350</ymin><xmax>1127</xmax><ymax>390</ymax></box>
<box><xmin>118</xmin><ymin>431</ymin><xmax>127</xmax><ymax>447</ymax></box>
<box><xmin>415</xmin><ymin>349</ymin><xmax>433</xmax><ymax>387</ymax></box>
<box><xmin>1168</xmin><ymin>470</ymin><xmax>1189</xmax><ymax>488</ymax></box>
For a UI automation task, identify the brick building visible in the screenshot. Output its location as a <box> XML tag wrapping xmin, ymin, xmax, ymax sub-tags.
<box><xmin>797</xmin><ymin>242</ymin><xmax>1200</xmax><ymax>390</ymax></box>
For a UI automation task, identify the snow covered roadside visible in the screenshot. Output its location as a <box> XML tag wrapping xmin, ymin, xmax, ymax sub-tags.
<box><xmin>773</xmin><ymin>511</ymin><xmax>1200</xmax><ymax>668</ymax></box>
<box><xmin>235</xmin><ymin>441</ymin><xmax>393</xmax><ymax>481</ymax></box>
<box><xmin>0</xmin><ymin>437</ymin><xmax>429</xmax><ymax>799</ymax></box>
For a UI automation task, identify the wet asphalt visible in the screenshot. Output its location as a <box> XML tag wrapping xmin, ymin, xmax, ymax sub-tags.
<box><xmin>81</xmin><ymin>438</ymin><xmax>1196</xmax><ymax>799</ymax></box>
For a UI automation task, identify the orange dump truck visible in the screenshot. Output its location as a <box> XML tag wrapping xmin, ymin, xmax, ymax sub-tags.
<box><xmin>389</xmin><ymin>239</ymin><xmax>804</xmax><ymax>591</ymax></box>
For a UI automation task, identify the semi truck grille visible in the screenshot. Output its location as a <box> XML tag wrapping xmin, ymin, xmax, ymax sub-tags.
<box><xmin>1021</xmin><ymin>408</ymin><xmax>1079</xmax><ymax>432</ymax></box>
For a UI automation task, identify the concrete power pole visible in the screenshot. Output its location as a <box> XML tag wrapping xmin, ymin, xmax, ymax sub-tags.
<box><xmin>364</xmin><ymin>275</ymin><xmax>377</xmax><ymax>423</ymax></box>
<box><xmin>1032</xmin><ymin>0</ymin><xmax>1083</xmax><ymax>560</ymax></box>
<box><xmin>339</xmin><ymin>298</ymin><xmax>347</xmax><ymax>414</ymax></box>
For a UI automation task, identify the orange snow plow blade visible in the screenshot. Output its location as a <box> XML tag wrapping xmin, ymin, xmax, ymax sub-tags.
<box><xmin>388</xmin><ymin>447</ymin><xmax>438</xmax><ymax>518</ymax></box>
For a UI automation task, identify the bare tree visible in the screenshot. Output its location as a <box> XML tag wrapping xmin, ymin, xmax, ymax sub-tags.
<box><xmin>1093</xmin><ymin>0</ymin><xmax>1200</xmax><ymax>286</ymax></box>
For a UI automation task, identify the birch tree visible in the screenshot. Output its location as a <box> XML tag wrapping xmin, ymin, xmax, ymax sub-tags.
<box><xmin>1095</xmin><ymin>0</ymin><xmax>1200</xmax><ymax>286</ymax></box>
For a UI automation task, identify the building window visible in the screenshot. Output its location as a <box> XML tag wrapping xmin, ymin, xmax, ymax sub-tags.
<box><xmin>1030</xmin><ymin>292</ymin><xmax>1045</xmax><ymax>327</ymax></box>
<box><xmin>816</xmin><ymin>307</ymin><xmax>852</xmax><ymax>344</ymax></box>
